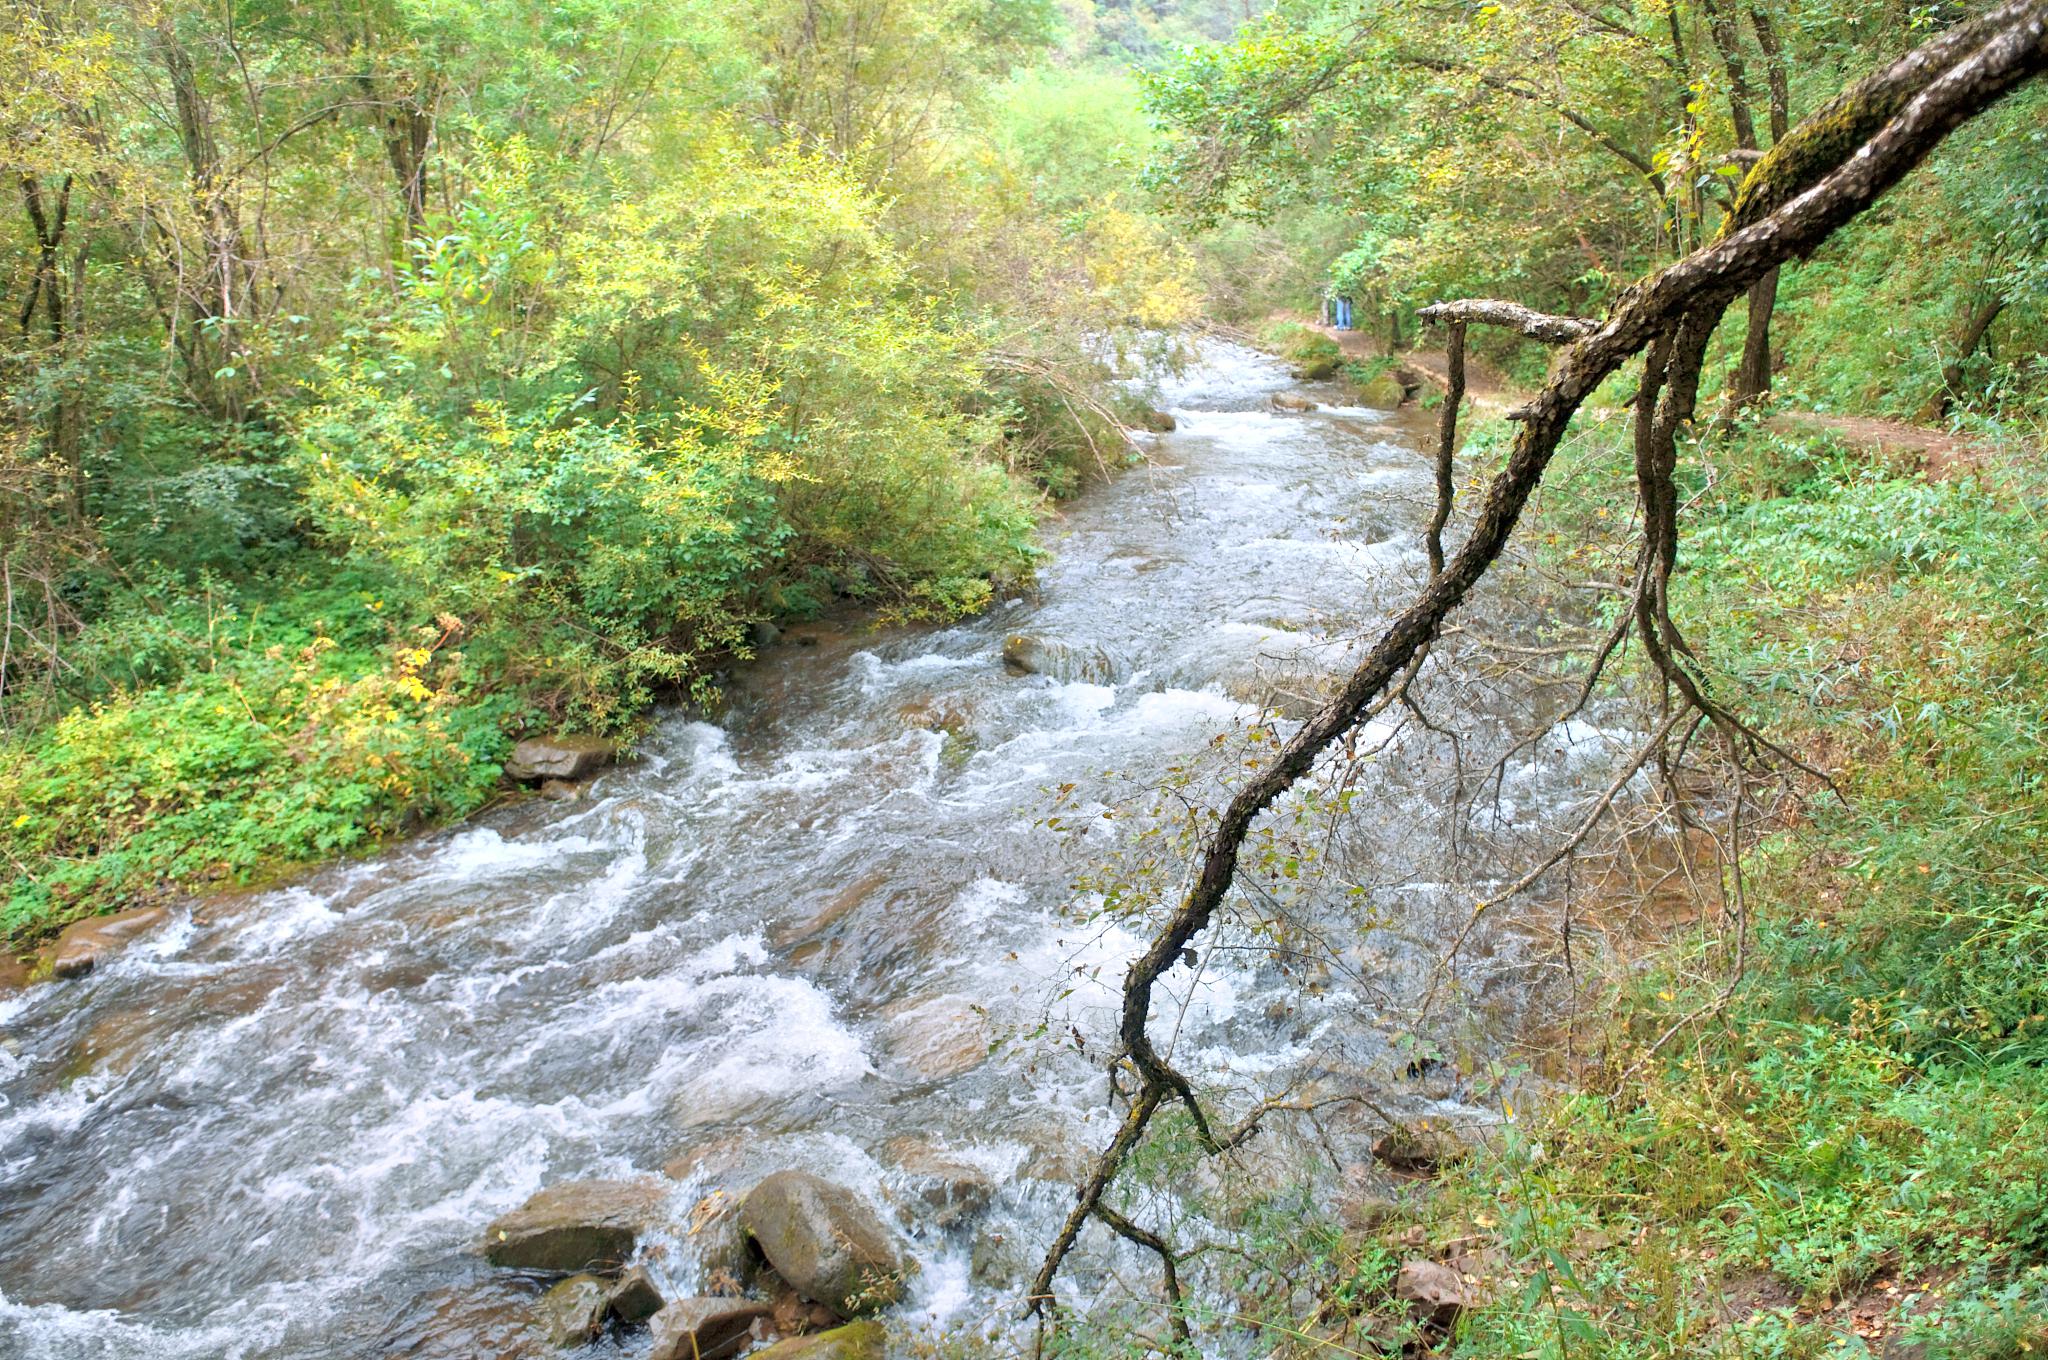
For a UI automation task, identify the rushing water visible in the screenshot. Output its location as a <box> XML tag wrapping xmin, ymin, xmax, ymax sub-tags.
<box><xmin>0</xmin><ymin>342</ymin><xmax>1637</xmax><ymax>1358</ymax></box>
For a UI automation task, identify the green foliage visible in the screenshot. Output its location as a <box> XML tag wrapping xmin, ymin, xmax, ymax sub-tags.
<box><xmin>1</xmin><ymin>600</ymin><xmax>510</xmax><ymax>940</ymax></box>
<box><xmin>0</xmin><ymin>0</ymin><xmax>1205</xmax><ymax>941</ymax></box>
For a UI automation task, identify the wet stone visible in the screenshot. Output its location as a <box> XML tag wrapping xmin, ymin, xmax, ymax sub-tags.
<box><xmin>879</xmin><ymin>994</ymin><xmax>990</xmax><ymax>1081</ymax></box>
<box><xmin>536</xmin><ymin>1274</ymin><xmax>608</xmax><ymax>1348</ymax></box>
<box><xmin>483</xmin><ymin>1178</ymin><xmax>666</xmax><ymax>1275</ymax></box>
<box><xmin>748</xmin><ymin>1321</ymin><xmax>886</xmax><ymax>1360</ymax></box>
<box><xmin>503</xmin><ymin>735</ymin><xmax>615</xmax><ymax>784</ymax></box>
<box><xmin>739</xmin><ymin>1170</ymin><xmax>911</xmax><ymax>1318</ymax></box>
<box><xmin>647</xmin><ymin>1296</ymin><xmax>773</xmax><ymax>1360</ymax></box>
<box><xmin>49</xmin><ymin>905</ymin><xmax>170</xmax><ymax>979</ymax></box>
<box><xmin>883</xmin><ymin>1137</ymin><xmax>995</xmax><ymax>1229</ymax></box>
<box><xmin>604</xmin><ymin>1265</ymin><xmax>664</xmax><ymax>1324</ymax></box>
<box><xmin>1271</xmin><ymin>393</ymin><xmax>1318</xmax><ymax>412</ymax></box>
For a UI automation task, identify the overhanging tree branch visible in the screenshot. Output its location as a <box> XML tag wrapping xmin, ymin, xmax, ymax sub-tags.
<box><xmin>1031</xmin><ymin>1</ymin><xmax>2048</xmax><ymax>1331</ymax></box>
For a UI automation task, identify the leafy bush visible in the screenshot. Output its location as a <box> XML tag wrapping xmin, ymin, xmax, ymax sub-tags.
<box><xmin>2</xmin><ymin>611</ymin><xmax>509</xmax><ymax>940</ymax></box>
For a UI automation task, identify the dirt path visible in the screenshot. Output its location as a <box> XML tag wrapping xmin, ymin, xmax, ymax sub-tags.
<box><xmin>1303</xmin><ymin>318</ymin><xmax>1987</xmax><ymax>477</ymax></box>
<box><xmin>1773</xmin><ymin>410</ymin><xmax>1987</xmax><ymax>479</ymax></box>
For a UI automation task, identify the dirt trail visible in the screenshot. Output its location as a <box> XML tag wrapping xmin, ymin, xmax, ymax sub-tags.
<box><xmin>1773</xmin><ymin>411</ymin><xmax>1987</xmax><ymax>479</ymax></box>
<box><xmin>1304</xmin><ymin>318</ymin><xmax>1987</xmax><ymax>477</ymax></box>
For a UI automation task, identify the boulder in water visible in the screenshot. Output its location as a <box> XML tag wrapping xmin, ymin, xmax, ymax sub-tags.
<box><xmin>748</xmin><ymin>1321</ymin><xmax>886</xmax><ymax>1360</ymax></box>
<box><xmin>483</xmin><ymin>1178</ymin><xmax>666</xmax><ymax>1274</ymax></box>
<box><xmin>48</xmin><ymin>905</ymin><xmax>170</xmax><ymax>979</ymax></box>
<box><xmin>605</xmin><ymin>1265</ymin><xmax>664</xmax><ymax>1324</ymax></box>
<box><xmin>647</xmin><ymin>1296</ymin><xmax>773</xmax><ymax>1360</ymax></box>
<box><xmin>739</xmin><ymin>1171</ymin><xmax>912</xmax><ymax>1317</ymax></box>
<box><xmin>1271</xmin><ymin>393</ymin><xmax>1318</xmax><ymax>412</ymax></box>
<box><xmin>1139</xmin><ymin>409</ymin><xmax>1177</xmax><ymax>432</ymax></box>
<box><xmin>1355</xmin><ymin>373</ymin><xmax>1407</xmax><ymax>409</ymax></box>
<box><xmin>503</xmin><ymin>735</ymin><xmax>615</xmax><ymax>784</ymax></box>
<box><xmin>536</xmin><ymin>1274</ymin><xmax>608</xmax><ymax>1348</ymax></box>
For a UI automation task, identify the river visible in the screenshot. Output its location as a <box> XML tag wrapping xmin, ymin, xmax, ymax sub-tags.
<box><xmin>0</xmin><ymin>341</ymin><xmax>1635</xmax><ymax>1358</ymax></box>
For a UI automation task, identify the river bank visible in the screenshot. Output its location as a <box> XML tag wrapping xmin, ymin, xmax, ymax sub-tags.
<box><xmin>0</xmin><ymin>339</ymin><xmax>1649</xmax><ymax>1358</ymax></box>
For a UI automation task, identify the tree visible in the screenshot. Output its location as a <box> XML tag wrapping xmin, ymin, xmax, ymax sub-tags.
<box><xmin>1033</xmin><ymin>0</ymin><xmax>2048</xmax><ymax>1336</ymax></box>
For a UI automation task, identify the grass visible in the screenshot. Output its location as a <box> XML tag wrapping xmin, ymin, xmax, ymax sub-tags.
<box><xmin>1387</xmin><ymin>417</ymin><xmax>2048</xmax><ymax>1357</ymax></box>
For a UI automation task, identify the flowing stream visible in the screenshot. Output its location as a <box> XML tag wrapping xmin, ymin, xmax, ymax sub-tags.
<box><xmin>0</xmin><ymin>342</ymin><xmax>1636</xmax><ymax>1358</ymax></box>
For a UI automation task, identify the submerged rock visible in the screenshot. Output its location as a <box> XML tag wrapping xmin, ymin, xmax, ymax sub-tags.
<box><xmin>647</xmin><ymin>1296</ymin><xmax>773</xmax><ymax>1360</ymax></box>
<box><xmin>748</xmin><ymin>1321</ymin><xmax>886</xmax><ymax>1360</ymax></box>
<box><xmin>504</xmin><ymin>735</ymin><xmax>615</xmax><ymax>784</ymax></box>
<box><xmin>883</xmin><ymin>1137</ymin><xmax>995</xmax><ymax>1229</ymax></box>
<box><xmin>535</xmin><ymin>1274</ymin><xmax>608</xmax><ymax>1348</ymax></box>
<box><xmin>1000</xmin><ymin>634</ymin><xmax>1117</xmax><ymax>684</ymax></box>
<box><xmin>49</xmin><ymin>905</ymin><xmax>170</xmax><ymax>980</ymax></box>
<box><xmin>739</xmin><ymin>1171</ymin><xmax>912</xmax><ymax>1317</ymax></box>
<box><xmin>482</xmin><ymin>1178</ymin><xmax>666</xmax><ymax>1274</ymax></box>
<box><xmin>879</xmin><ymin>994</ymin><xmax>990</xmax><ymax>1081</ymax></box>
<box><xmin>378</xmin><ymin>1279</ymin><xmax>544</xmax><ymax>1359</ymax></box>
<box><xmin>1271</xmin><ymin>393</ymin><xmax>1318</xmax><ymax>412</ymax></box>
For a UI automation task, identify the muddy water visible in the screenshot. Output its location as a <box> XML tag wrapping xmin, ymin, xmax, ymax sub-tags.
<box><xmin>0</xmin><ymin>342</ymin><xmax>1636</xmax><ymax>1358</ymax></box>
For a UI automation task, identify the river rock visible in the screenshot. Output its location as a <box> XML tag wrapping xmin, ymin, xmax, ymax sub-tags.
<box><xmin>378</xmin><ymin>1279</ymin><xmax>544</xmax><ymax>1359</ymax></box>
<box><xmin>1271</xmin><ymin>393</ymin><xmax>1318</xmax><ymax>412</ymax></box>
<box><xmin>48</xmin><ymin>905</ymin><xmax>170</xmax><ymax>979</ymax></box>
<box><xmin>1372</xmin><ymin>1118</ymin><xmax>1468</xmax><ymax>1174</ymax></box>
<box><xmin>536</xmin><ymin>1274</ymin><xmax>608</xmax><ymax>1348</ymax></box>
<box><xmin>483</xmin><ymin>1178</ymin><xmax>667</xmax><ymax>1274</ymax></box>
<box><xmin>1000</xmin><ymin>634</ymin><xmax>1117</xmax><ymax>684</ymax></box>
<box><xmin>896</xmin><ymin>698</ymin><xmax>972</xmax><ymax>734</ymax></box>
<box><xmin>880</xmin><ymin>994</ymin><xmax>990</xmax><ymax>1081</ymax></box>
<box><xmin>647</xmin><ymin>1296</ymin><xmax>773</xmax><ymax>1360</ymax></box>
<box><xmin>503</xmin><ymin>735</ymin><xmax>615</xmax><ymax>784</ymax></box>
<box><xmin>605</xmin><ymin>1265</ymin><xmax>664</xmax><ymax>1324</ymax></box>
<box><xmin>1139</xmin><ymin>409</ymin><xmax>1177</xmax><ymax>432</ymax></box>
<box><xmin>538</xmin><ymin>779</ymin><xmax>583</xmax><ymax>802</ymax></box>
<box><xmin>739</xmin><ymin>1171</ymin><xmax>912</xmax><ymax>1317</ymax></box>
<box><xmin>1355</xmin><ymin>373</ymin><xmax>1407</xmax><ymax>409</ymax></box>
<box><xmin>771</xmin><ymin>1286</ymin><xmax>844</xmax><ymax>1336</ymax></box>
<box><xmin>1294</xmin><ymin>353</ymin><xmax>1340</xmax><ymax>380</ymax></box>
<box><xmin>1394</xmin><ymin>1259</ymin><xmax>1469</xmax><ymax>1330</ymax></box>
<box><xmin>883</xmin><ymin>1137</ymin><xmax>995</xmax><ymax>1228</ymax></box>
<box><xmin>0</xmin><ymin>953</ymin><xmax>31</xmax><ymax>994</ymax></box>
<box><xmin>747</xmin><ymin>1321</ymin><xmax>886</xmax><ymax>1360</ymax></box>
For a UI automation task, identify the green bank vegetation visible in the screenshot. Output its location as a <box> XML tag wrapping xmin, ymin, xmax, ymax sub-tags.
<box><xmin>0</xmin><ymin>0</ymin><xmax>1234</xmax><ymax>941</ymax></box>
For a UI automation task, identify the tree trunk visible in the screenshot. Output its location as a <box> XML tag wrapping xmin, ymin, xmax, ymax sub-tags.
<box><xmin>1930</xmin><ymin>295</ymin><xmax>2007</xmax><ymax>417</ymax></box>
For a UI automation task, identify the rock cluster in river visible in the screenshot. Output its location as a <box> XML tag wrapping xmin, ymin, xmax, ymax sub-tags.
<box><xmin>476</xmin><ymin>1168</ymin><xmax>911</xmax><ymax>1354</ymax></box>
